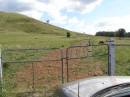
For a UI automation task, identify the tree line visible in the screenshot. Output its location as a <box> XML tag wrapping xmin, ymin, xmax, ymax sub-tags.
<box><xmin>95</xmin><ymin>28</ymin><xmax>130</xmax><ymax>37</ymax></box>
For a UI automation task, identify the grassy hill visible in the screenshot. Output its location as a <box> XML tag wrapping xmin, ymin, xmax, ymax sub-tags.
<box><xmin>0</xmin><ymin>12</ymin><xmax>87</xmax><ymax>48</ymax></box>
<box><xmin>0</xmin><ymin>12</ymin><xmax>80</xmax><ymax>36</ymax></box>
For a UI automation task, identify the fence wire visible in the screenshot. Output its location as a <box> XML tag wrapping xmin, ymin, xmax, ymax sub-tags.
<box><xmin>115</xmin><ymin>44</ymin><xmax>130</xmax><ymax>75</ymax></box>
<box><xmin>1</xmin><ymin>44</ymin><xmax>109</xmax><ymax>97</ymax></box>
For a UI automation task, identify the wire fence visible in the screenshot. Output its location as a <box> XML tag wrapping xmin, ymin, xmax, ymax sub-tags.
<box><xmin>115</xmin><ymin>44</ymin><xmax>130</xmax><ymax>75</ymax></box>
<box><xmin>1</xmin><ymin>41</ymin><xmax>130</xmax><ymax>97</ymax></box>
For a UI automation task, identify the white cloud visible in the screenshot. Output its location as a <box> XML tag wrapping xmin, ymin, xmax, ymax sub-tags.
<box><xmin>0</xmin><ymin>0</ymin><xmax>102</xmax><ymax>21</ymax></box>
<box><xmin>65</xmin><ymin>15</ymin><xmax>130</xmax><ymax>35</ymax></box>
<box><xmin>64</xmin><ymin>0</ymin><xmax>103</xmax><ymax>14</ymax></box>
<box><xmin>95</xmin><ymin>15</ymin><xmax>130</xmax><ymax>32</ymax></box>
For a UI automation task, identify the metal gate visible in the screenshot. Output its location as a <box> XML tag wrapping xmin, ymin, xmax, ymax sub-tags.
<box><xmin>65</xmin><ymin>44</ymin><xmax>108</xmax><ymax>82</ymax></box>
<box><xmin>1</xmin><ymin>48</ymin><xmax>64</xmax><ymax>97</ymax></box>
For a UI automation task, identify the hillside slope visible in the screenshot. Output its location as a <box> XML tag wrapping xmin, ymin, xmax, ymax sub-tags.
<box><xmin>0</xmin><ymin>12</ymin><xmax>79</xmax><ymax>36</ymax></box>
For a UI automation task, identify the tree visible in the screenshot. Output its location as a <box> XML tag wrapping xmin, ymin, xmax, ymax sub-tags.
<box><xmin>95</xmin><ymin>31</ymin><xmax>115</xmax><ymax>37</ymax></box>
<box><xmin>95</xmin><ymin>28</ymin><xmax>127</xmax><ymax>38</ymax></box>
<box><xmin>66</xmin><ymin>32</ymin><xmax>71</xmax><ymax>38</ymax></box>
<box><xmin>117</xmin><ymin>28</ymin><xmax>126</xmax><ymax>38</ymax></box>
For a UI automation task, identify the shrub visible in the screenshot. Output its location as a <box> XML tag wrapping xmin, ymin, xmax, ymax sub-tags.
<box><xmin>66</xmin><ymin>32</ymin><xmax>71</xmax><ymax>38</ymax></box>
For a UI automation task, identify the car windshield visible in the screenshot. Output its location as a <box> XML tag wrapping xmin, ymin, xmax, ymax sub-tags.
<box><xmin>92</xmin><ymin>83</ymin><xmax>130</xmax><ymax>97</ymax></box>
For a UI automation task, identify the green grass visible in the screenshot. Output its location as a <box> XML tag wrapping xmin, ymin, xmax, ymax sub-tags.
<box><xmin>115</xmin><ymin>46</ymin><xmax>130</xmax><ymax>75</ymax></box>
<box><xmin>0</xmin><ymin>32</ymin><xmax>88</xmax><ymax>63</ymax></box>
<box><xmin>0</xmin><ymin>32</ymin><xmax>87</xmax><ymax>49</ymax></box>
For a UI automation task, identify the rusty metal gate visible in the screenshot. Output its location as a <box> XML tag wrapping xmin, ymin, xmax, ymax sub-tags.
<box><xmin>65</xmin><ymin>44</ymin><xmax>108</xmax><ymax>82</ymax></box>
<box><xmin>1</xmin><ymin>48</ymin><xmax>64</xmax><ymax>97</ymax></box>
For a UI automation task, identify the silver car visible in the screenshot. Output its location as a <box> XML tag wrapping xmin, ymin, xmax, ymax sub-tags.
<box><xmin>59</xmin><ymin>76</ymin><xmax>130</xmax><ymax>97</ymax></box>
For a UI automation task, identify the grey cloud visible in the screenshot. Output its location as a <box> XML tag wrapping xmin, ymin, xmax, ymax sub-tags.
<box><xmin>72</xmin><ymin>5</ymin><xmax>86</xmax><ymax>12</ymax></box>
<box><xmin>38</xmin><ymin>0</ymin><xmax>50</xmax><ymax>3</ymax></box>
<box><xmin>0</xmin><ymin>0</ymin><xmax>32</xmax><ymax>12</ymax></box>
<box><xmin>70</xmin><ymin>0</ymin><xmax>101</xmax><ymax>12</ymax></box>
<box><xmin>71</xmin><ymin>0</ymin><xmax>97</xmax><ymax>5</ymax></box>
<box><xmin>79</xmin><ymin>0</ymin><xmax>97</xmax><ymax>4</ymax></box>
<box><xmin>96</xmin><ymin>22</ymin><xmax>108</xmax><ymax>27</ymax></box>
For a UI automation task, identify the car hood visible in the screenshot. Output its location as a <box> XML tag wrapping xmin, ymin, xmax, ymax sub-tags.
<box><xmin>59</xmin><ymin>76</ymin><xmax>130</xmax><ymax>97</ymax></box>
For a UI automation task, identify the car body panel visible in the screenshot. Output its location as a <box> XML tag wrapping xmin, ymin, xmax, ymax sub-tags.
<box><xmin>59</xmin><ymin>76</ymin><xmax>130</xmax><ymax>97</ymax></box>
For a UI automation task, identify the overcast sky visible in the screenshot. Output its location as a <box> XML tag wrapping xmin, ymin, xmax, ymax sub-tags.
<box><xmin>0</xmin><ymin>0</ymin><xmax>130</xmax><ymax>35</ymax></box>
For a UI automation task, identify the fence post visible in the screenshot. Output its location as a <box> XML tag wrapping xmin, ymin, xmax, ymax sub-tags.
<box><xmin>108</xmin><ymin>38</ymin><xmax>115</xmax><ymax>76</ymax></box>
<box><xmin>66</xmin><ymin>48</ymin><xmax>69</xmax><ymax>82</ymax></box>
<box><xmin>60</xmin><ymin>49</ymin><xmax>64</xmax><ymax>84</ymax></box>
<box><xmin>0</xmin><ymin>48</ymin><xmax>3</xmax><ymax>95</ymax></box>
